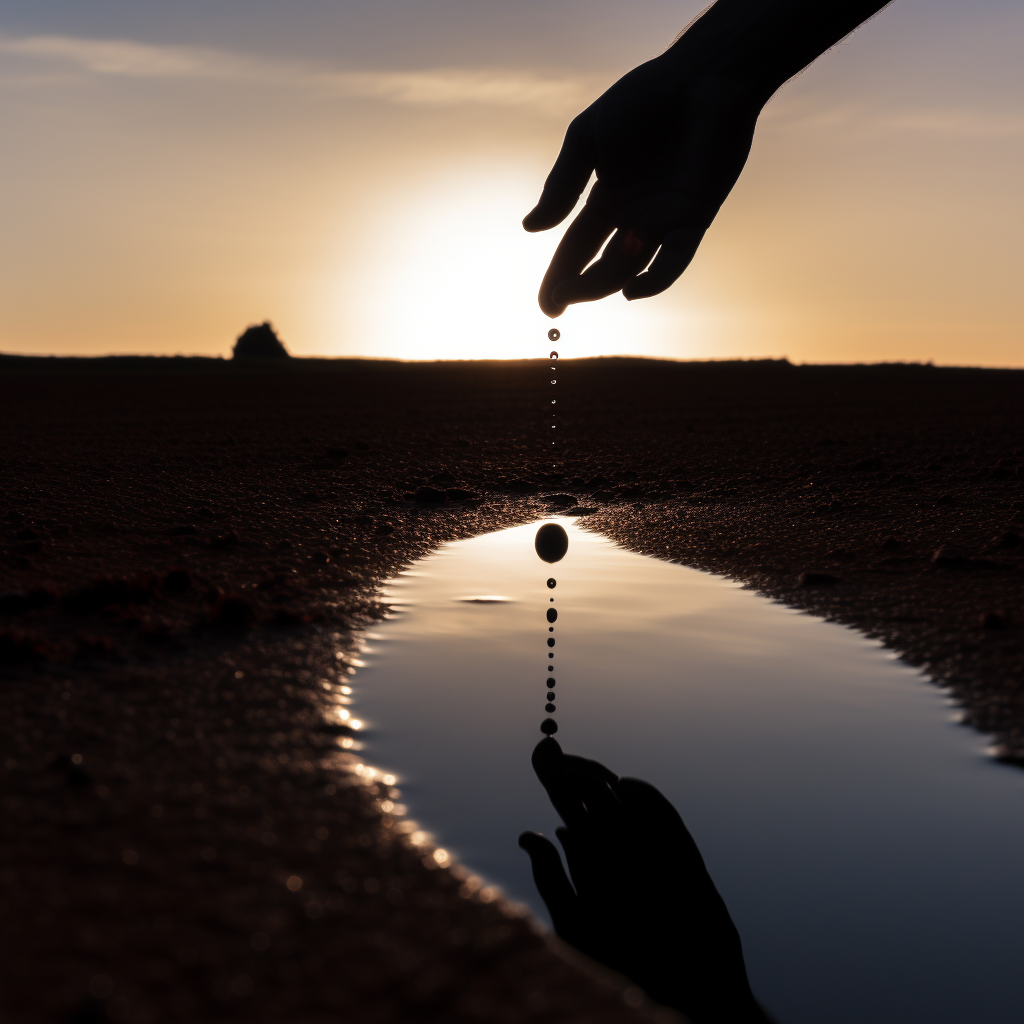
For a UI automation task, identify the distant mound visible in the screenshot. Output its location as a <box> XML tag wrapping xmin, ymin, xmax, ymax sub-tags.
<box><xmin>233</xmin><ymin>322</ymin><xmax>290</xmax><ymax>359</ymax></box>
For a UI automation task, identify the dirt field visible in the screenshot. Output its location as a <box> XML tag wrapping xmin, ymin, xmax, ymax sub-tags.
<box><xmin>2</xmin><ymin>356</ymin><xmax>1021</xmax><ymax>1023</ymax></box>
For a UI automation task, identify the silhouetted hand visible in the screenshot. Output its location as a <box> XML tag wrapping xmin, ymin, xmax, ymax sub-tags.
<box><xmin>524</xmin><ymin>61</ymin><xmax>764</xmax><ymax>317</ymax></box>
<box><xmin>524</xmin><ymin>0</ymin><xmax>892</xmax><ymax>317</ymax></box>
<box><xmin>520</xmin><ymin>738</ymin><xmax>774</xmax><ymax>1023</ymax></box>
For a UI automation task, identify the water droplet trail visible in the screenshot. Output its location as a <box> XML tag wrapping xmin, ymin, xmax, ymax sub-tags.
<box><xmin>538</xmin><ymin>327</ymin><xmax>566</xmax><ymax>735</ymax></box>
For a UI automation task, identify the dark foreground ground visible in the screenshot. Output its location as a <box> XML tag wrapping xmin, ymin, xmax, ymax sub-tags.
<box><xmin>2</xmin><ymin>356</ymin><xmax>1022</xmax><ymax>1024</ymax></box>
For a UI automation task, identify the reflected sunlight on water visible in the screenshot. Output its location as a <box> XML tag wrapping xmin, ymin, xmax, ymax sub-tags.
<box><xmin>343</xmin><ymin>518</ymin><xmax>1024</xmax><ymax>1024</ymax></box>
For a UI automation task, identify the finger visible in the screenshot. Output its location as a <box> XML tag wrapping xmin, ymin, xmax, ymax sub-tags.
<box><xmin>523</xmin><ymin>115</ymin><xmax>596</xmax><ymax>233</ymax></box>
<box><xmin>615</xmin><ymin>777</ymin><xmax>687</xmax><ymax>833</ymax></box>
<box><xmin>554</xmin><ymin>825</ymin><xmax>595</xmax><ymax>898</ymax></box>
<box><xmin>538</xmin><ymin>205</ymin><xmax>615</xmax><ymax>318</ymax></box>
<box><xmin>532</xmin><ymin>740</ymin><xmax>589</xmax><ymax>829</ymax></box>
<box><xmin>531</xmin><ymin>736</ymin><xmax>564</xmax><ymax>773</ymax></box>
<box><xmin>533</xmin><ymin>742</ymin><xmax>619</xmax><ymax>829</ymax></box>
<box><xmin>562</xmin><ymin>755</ymin><xmax>621</xmax><ymax>820</ymax></box>
<box><xmin>518</xmin><ymin>831</ymin><xmax>578</xmax><ymax>929</ymax></box>
<box><xmin>555</xmin><ymin>825</ymin><xmax>582</xmax><ymax>868</ymax></box>
<box><xmin>551</xmin><ymin>228</ymin><xmax>660</xmax><ymax>308</ymax></box>
<box><xmin>559</xmin><ymin>753</ymin><xmax>619</xmax><ymax>787</ymax></box>
<box><xmin>622</xmin><ymin>224</ymin><xmax>707</xmax><ymax>300</ymax></box>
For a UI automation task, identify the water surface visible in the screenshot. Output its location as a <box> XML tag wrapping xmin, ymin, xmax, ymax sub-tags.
<box><xmin>351</xmin><ymin>519</ymin><xmax>1024</xmax><ymax>1023</ymax></box>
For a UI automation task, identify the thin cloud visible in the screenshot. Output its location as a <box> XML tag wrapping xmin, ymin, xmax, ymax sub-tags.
<box><xmin>317</xmin><ymin>69</ymin><xmax>587</xmax><ymax>111</ymax></box>
<box><xmin>0</xmin><ymin>33</ymin><xmax>592</xmax><ymax>114</ymax></box>
<box><xmin>5</xmin><ymin>34</ymin><xmax>1013</xmax><ymax>135</ymax></box>
<box><xmin>874</xmin><ymin>107</ymin><xmax>1024</xmax><ymax>139</ymax></box>
<box><xmin>0</xmin><ymin>34</ymin><xmax>244</xmax><ymax>78</ymax></box>
<box><xmin>763</xmin><ymin>94</ymin><xmax>1023</xmax><ymax>140</ymax></box>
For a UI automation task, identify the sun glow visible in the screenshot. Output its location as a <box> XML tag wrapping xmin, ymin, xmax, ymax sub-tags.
<box><xmin>335</xmin><ymin>165</ymin><xmax>683</xmax><ymax>361</ymax></box>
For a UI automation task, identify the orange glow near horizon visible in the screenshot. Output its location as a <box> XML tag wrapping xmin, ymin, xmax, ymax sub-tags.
<box><xmin>332</xmin><ymin>167</ymin><xmax>693</xmax><ymax>362</ymax></box>
<box><xmin>0</xmin><ymin>1</ymin><xmax>1019</xmax><ymax>366</ymax></box>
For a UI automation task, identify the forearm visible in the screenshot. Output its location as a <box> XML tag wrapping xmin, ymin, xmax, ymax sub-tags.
<box><xmin>663</xmin><ymin>0</ymin><xmax>892</xmax><ymax>99</ymax></box>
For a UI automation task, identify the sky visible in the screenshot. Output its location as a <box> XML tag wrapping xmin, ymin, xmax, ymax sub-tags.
<box><xmin>0</xmin><ymin>0</ymin><xmax>1020</xmax><ymax>365</ymax></box>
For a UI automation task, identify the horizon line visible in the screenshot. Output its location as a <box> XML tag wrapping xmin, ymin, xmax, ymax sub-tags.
<box><xmin>2</xmin><ymin>351</ymin><xmax>1022</xmax><ymax>372</ymax></box>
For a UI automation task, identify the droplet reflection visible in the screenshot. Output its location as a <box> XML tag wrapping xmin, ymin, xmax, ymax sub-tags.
<box><xmin>535</xmin><ymin>524</ymin><xmax>568</xmax><ymax>564</ymax></box>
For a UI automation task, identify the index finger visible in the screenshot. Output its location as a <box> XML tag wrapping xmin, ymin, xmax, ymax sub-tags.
<box><xmin>537</xmin><ymin>204</ymin><xmax>615</xmax><ymax>317</ymax></box>
<box><xmin>532</xmin><ymin>739</ymin><xmax>620</xmax><ymax>828</ymax></box>
<box><xmin>523</xmin><ymin>114</ymin><xmax>597</xmax><ymax>233</ymax></box>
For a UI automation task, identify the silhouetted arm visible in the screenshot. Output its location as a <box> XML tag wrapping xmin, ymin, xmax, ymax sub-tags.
<box><xmin>520</xmin><ymin>738</ymin><xmax>775</xmax><ymax>1023</ymax></box>
<box><xmin>525</xmin><ymin>0</ymin><xmax>893</xmax><ymax>317</ymax></box>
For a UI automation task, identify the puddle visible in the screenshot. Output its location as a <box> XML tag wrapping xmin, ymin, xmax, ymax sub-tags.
<box><xmin>350</xmin><ymin>518</ymin><xmax>1024</xmax><ymax>1024</ymax></box>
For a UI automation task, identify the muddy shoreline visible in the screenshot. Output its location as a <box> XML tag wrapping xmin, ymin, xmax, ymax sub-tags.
<box><xmin>2</xmin><ymin>357</ymin><xmax>1022</xmax><ymax>1022</ymax></box>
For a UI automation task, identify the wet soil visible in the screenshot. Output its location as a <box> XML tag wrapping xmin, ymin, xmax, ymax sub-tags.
<box><xmin>1</xmin><ymin>356</ymin><xmax>1021</xmax><ymax>1023</ymax></box>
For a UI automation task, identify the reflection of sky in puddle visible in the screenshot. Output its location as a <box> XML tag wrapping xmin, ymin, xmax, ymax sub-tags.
<box><xmin>352</xmin><ymin>518</ymin><xmax>1024</xmax><ymax>1024</ymax></box>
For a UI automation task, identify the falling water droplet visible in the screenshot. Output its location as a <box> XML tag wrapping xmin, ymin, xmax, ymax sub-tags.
<box><xmin>545</xmin><ymin>703</ymin><xmax>556</xmax><ymax>713</ymax></box>
<box><xmin>546</xmin><ymin>608</ymin><xmax>557</xmax><ymax>623</ymax></box>
<box><xmin>548</xmin><ymin>329</ymin><xmax>560</xmax><ymax>342</ymax></box>
<box><xmin>541</xmin><ymin>718</ymin><xmax>558</xmax><ymax>735</ymax></box>
<box><xmin>549</xmin><ymin>351</ymin><xmax>559</xmax><ymax>360</ymax></box>
<box><xmin>546</xmin><ymin>678</ymin><xmax>555</xmax><ymax>686</ymax></box>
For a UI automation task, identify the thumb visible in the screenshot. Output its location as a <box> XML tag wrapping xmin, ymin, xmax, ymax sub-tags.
<box><xmin>518</xmin><ymin>831</ymin><xmax>579</xmax><ymax>933</ymax></box>
<box><xmin>523</xmin><ymin>114</ymin><xmax>596</xmax><ymax>232</ymax></box>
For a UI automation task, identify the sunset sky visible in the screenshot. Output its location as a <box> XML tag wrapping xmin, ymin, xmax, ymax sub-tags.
<box><xmin>1</xmin><ymin>0</ymin><xmax>1020</xmax><ymax>365</ymax></box>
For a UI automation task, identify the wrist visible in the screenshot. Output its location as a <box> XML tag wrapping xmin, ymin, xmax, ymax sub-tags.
<box><xmin>660</xmin><ymin>0</ymin><xmax>891</xmax><ymax>100</ymax></box>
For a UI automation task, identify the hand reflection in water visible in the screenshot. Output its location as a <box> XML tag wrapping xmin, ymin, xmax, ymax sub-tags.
<box><xmin>520</xmin><ymin>738</ymin><xmax>775</xmax><ymax>1023</ymax></box>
